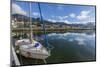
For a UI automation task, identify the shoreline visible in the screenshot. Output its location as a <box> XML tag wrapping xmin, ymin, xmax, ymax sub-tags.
<box><xmin>12</xmin><ymin>28</ymin><xmax>95</xmax><ymax>32</ymax></box>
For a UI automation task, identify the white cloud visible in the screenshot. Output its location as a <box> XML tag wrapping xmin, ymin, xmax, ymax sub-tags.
<box><xmin>69</xmin><ymin>13</ymin><xmax>76</xmax><ymax>18</ymax></box>
<box><xmin>50</xmin><ymin>15</ymin><xmax>69</xmax><ymax>23</ymax></box>
<box><xmin>87</xmin><ymin>16</ymin><xmax>95</xmax><ymax>22</ymax></box>
<box><xmin>47</xmin><ymin>19</ymin><xmax>57</xmax><ymax>22</ymax></box>
<box><xmin>47</xmin><ymin>18</ymin><xmax>70</xmax><ymax>24</ymax></box>
<box><xmin>77</xmin><ymin>10</ymin><xmax>90</xmax><ymax>20</ymax></box>
<box><xmin>51</xmin><ymin>15</ymin><xmax>68</xmax><ymax>20</ymax></box>
<box><xmin>32</xmin><ymin>12</ymin><xmax>39</xmax><ymax>18</ymax></box>
<box><xmin>75</xmin><ymin>10</ymin><xmax>95</xmax><ymax>24</ymax></box>
<box><xmin>63</xmin><ymin>20</ymin><xmax>71</xmax><ymax>24</ymax></box>
<box><xmin>49</xmin><ymin>10</ymin><xmax>95</xmax><ymax>24</ymax></box>
<box><xmin>58</xmin><ymin>16</ymin><xmax>68</xmax><ymax>20</ymax></box>
<box><xmin>12</xmin><ymin>3</ymin><xmax>27</xmax><ymax>15</ymax></box>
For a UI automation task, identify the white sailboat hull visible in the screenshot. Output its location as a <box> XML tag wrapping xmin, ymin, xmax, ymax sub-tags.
<box><xmin>20</xmin><ymin>48</ymin><xmax>50</xmax><ymax>59</ymax></box>
<box><xmin>15</xmin><ymin>39</ymin><xmax>50</xmax><ymax>59</ymax></box>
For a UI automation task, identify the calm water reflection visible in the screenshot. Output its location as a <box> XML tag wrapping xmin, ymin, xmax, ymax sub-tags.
<box><xmin>42</xmin><ymin>31</ymin><xmax>96</xmax><ymax>63</ymax></box>
<box><xmin>13</xmin><ymin>31</ymin><xmax>96</xmax><ymax>65</ymax></box>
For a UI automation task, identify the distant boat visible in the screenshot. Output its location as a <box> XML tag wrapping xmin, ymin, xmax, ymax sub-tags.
<box><xmin>15</xmin><ymin>2</ymin><xmax>53</xmax><ymax>60</ymax></box>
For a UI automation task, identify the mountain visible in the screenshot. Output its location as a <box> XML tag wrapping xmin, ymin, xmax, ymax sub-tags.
<box><xmin>11</xmin><ymin>14</ymin><xmax>95</xmax><ymax>29</ymax></box>
<box><xmin>12</xmin><ymin>14</ymin><xmax>36</xmax><ymax>22</ymax></box>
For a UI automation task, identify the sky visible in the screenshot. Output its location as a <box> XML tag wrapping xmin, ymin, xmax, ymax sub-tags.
<box><xmin>12</xmin><ymin>1</ymin><xmax>96</xmax><ymax>24</ymax></box>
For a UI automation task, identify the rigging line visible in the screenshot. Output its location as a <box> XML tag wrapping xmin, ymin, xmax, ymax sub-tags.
<box><xmin>37</xmin><ymin>3</ymin><xmax>48</xmax><ymax>62</ymax></box>
<box><xmin>37</xmin><ymin>2</ymin><xmax>49</xmax><ymax>48</ymax></box>
<box><xmin>29</xmin><ymin>2</ymin><xmax>33</xmax><ymax>43</ymax></box>
<box><xmin>29</xmin><ymin>2</ymin><xmax>38</xmax><ymax>62</ymax></box>
<box><xmin>18</xmin><ymin>1</ymin><xmax>26</xmax><ymax>65</ymax></box>
<box><xmin>19</xmin><ymin>2</ymin><xmax>23</xmax><ymax>65</ymax></box>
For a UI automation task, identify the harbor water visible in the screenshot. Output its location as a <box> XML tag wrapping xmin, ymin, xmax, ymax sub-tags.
<box><xmin>13</xmin><ymin>30</ymin><xmax>96</xmax><ymax>66</ymax></box>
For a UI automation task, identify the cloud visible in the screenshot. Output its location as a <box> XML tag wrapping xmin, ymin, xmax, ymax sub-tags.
<box><xmin>12</xmin><ymin>3</ymin><xmax>27</xmax><ymax>15</ymax></box>
<box><xmin>77</xmin><ymin>10</ymin><xmax>95</xmax><ymax>24</ymax></box>
<box><xmin>86</xmin><ymin>15</ymin><xmax>95</xmax><ymax>24</ymax></box>
<box><xmin>50</xmin><ymin>15</ymin><xmax>69</xmax><ymax>23</ymax></box>
<box><xmin>49</xmin><ymin>10</ymin><xmax>95</xmax><ymax>24</ymax></box>
<box><xmin>51</xmin><ymin>15</ymin><xmax>68</xmax><ymax>20</ymax></box>
<box><xmin>58</xmin><ymin>16</ymin><xmax>68</xmax><ymax>20</ymax></box>
<box><xmin>69</xmin><ymin>13</ymin><xmax>76</xmax><ymax>18</ymax></box>
<box><xmin>33</xmin><ymin>12</ymin><xmax>39</xmax><ymax>18</ymax></box>
<box><xmin>47</xmin><ymin>19</ymin><xmax>57</xmax><ymax>22</ymax></box>
<box><xmin>47</xmin><ymin>16</ymin><xmax>71</xmax><ymax>24</ymax></box>
<box><xmin>71</xmin><ymin>21</ymin><xmax>89</xmax><ymax>24</ymax></box>
<box><xmin>68</xmin><ymin>10</ymin><xmax>95</xmax><ymax>24</ymax></box>
<box><xmin>56</xmin><ymin>16</ymin><xmax>69</xmax><ymax>22</ymax></box>
<box><xmin>77</xmin><ymin>10</ymin><xmax>90</xmax><ymax>20</ymax></box>
<box><xmin>63</xmin><ymin>20</ymin><xmax>71</xmax><ymax>24</ymax></box>
<box><xmin>57</xmin><ymin>16</ymin><xmax>70</xmax><ymax>23</ymax></box>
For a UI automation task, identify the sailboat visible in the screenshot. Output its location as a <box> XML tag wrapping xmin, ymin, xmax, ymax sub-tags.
<box><xmin>15</xmin><ymin>2</ymin><xmax>53</xmax><ymax>59</ymax></box>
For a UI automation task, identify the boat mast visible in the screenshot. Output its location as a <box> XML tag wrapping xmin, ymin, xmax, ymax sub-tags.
<box><xmin>37</xmin><ymin>3</ymin><xmax>48</xmax><ymax>47</ymax></box>
<box><xmin>29</xmin><ymin>2</ymin><xmax>33</xmax><ymax>43</ymax></box>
